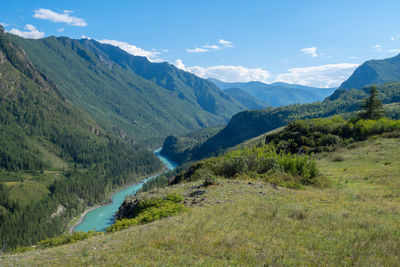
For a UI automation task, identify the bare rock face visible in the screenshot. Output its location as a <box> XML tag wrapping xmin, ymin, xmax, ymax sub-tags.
<box><xmin>115</xmin><ymin>197</ymin><xmax>141</xmax><ymax>220</ymax></box>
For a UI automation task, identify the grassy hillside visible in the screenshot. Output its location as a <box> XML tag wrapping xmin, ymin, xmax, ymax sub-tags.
<box><xmin>162</xmin><ymin>83</ymin><xmax>400</xmax><ymax>164</ymax></box>
<box><xmin>3</xmin><ymin>135</ymin><xmax>399</xmax><ymax>266</ymax></box>
<box><xmin>9</xmin><ymin>35</ymin><xmax>243</xmax><ymax>145</ymax></box>
<box><xmin>339</xmin><ymin>53</ymin><xmax>400</xmax><ymax>89</ymax></box>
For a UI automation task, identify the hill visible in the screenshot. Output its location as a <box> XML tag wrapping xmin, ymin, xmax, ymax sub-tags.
<box><xmin>208</xmin><ymin>78</ymin><xmax>336</xmax><ymax>107</ymax></box>
<box><xmin>8</xmin><ymin>35</ymin><xmax>244</xmax><ymax>145</ymax></box>
<box><xmin>0</xmin><ymin>26</ymin><xmax>162</xmax><ymax>249</ymax></box>
<box><xmin>223</xmin><ymin>87</ymin><xmax>266</xmax><ymax>109</ymax></box>
<box><xmin>3</xmin><ymin>126</ymin><xmax>400</xmax><ymax>265</ymax></box>
<box><xmin>162</xmin><ymin>83</ymin><xmax>400</xmax><ymax>164</ymax></box>
<box><xmin>339</xmin><ymin>53</ymin><xmax>400</xmax><ymax>89</ymax></box>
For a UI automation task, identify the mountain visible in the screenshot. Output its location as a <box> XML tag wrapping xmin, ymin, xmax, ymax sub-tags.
<box><xmin>223</xmin><ymin>87</ymin><xmax>266</xmax><ymax>109</ymax></box>
<box><xmin>9</xmin><ymin>35</ymin><xmax>244</xmax><ymax>145</ymax></box>
<box><xmin>0</xmin><ymin>26</ymin><xmax>163</xmax><ymax>249</ymax></box>
<box><xmin>208</xmin><ymin>78</ymin><xmax>336</xmax><ymax>107</ymax></box>
<box><xmin>339</xmin><ymin>54</ymin><xmax>400</xmax><ymax>90</ymax></box>
<box><xmin>162</xmin><ymin>82</ymin><xmax>400</xmax><ymax>164</ymax></box>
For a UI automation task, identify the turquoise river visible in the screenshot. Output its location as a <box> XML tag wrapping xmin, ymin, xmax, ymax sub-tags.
<box><xmin>73</xmin><ymin>148</ymin><xmax>177</xmax><ymax>232</ymax></box>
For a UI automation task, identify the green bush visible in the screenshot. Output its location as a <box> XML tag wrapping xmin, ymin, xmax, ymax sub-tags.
<box><xmin>176</xmin><ymin>144</ymin><xmax>321</xmax><ymax>188</ymax></box>
<box><xmin>37</xmin><ymin>231</ymin><xmax>102</xmax><ymax>248</ymax></box>
<box><xmin>267</xmin><ymin>116</ymin><xmax>400</xmax><ymax>154</ymax></box>
<box><xmin>106</xmin><ymin>194</ymin><xmax>186</xmax><ymax>233</ymax></box>
<box><xmin>203</xmin><ymin>175</ymin><xmax>217</xmax><ymax>187</ymax></box>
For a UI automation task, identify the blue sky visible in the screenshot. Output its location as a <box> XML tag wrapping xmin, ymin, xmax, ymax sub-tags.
<box><xmin>1</xmin><ymin>0</ymin><xmax>400</xmax><ymax>87</ymax></box>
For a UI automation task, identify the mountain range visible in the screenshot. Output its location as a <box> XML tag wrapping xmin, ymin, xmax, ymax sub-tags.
<box><xmin>208</xmin><ymin>78</ymin><xmax>336</xmax><ymax>107</ymax></box>
<box><xmin>8</xmin><ymin>35</ymin><xmax>244</xmax><ymax>145</ymax></box>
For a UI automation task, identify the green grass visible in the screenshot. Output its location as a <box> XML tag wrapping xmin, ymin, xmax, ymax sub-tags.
<box><xmin>2</xmin><ymin>137</ymin><xmax>400</xmax><ymax>266</ymax></box>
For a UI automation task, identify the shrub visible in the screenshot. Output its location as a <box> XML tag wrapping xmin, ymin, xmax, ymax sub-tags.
<box><xmin>165</xmin><ymin>193</ymin><xmax>184</xmax><ymax>203</ymax></box>
<box><xmin>203</xmin><ymin>175</ymin><xmax>217</xmax><ymax>187</ymax></box>
<box><xmin>37</xmin><ymin>231</ymin><xmax>102</xmax><ymax>248</ymax></box>
<box><xmin>106</xmin><ymin>194</ymin><xmax>186</xmax><ymax>233</ymax></box>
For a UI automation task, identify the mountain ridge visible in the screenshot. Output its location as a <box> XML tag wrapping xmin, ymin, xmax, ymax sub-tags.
<box><xmin>208</xmin><ymin>78</ymin><xmax>336</xmax><ymax>107</ymax></box>
<box><xmin>339</xmin><ymin>53</ymin><xmax>400</xmax><ymax>89</ymax></box>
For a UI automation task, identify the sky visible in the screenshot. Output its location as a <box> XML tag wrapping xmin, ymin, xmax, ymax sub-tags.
<box><xmin>1</xmin><ymin>0</ymin><xmax>400</xmax><ymax>88</ymax></box>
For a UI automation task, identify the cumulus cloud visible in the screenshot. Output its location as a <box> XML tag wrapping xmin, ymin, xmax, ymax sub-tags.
<box><xmin>174</xmin><ymin>59</ymin><xmax>270</xmax><ymax>83</ymax></box>
<box><xmin>389</xmin><ymin>49</ymin><xmax>400</xmax><ymax>53</ymax></box>
<box><xmin>57</xmin><ymin>27</ymin><xmax>64</xmax><ymax>33</ymax></box>
<box><xmin>301</xmin><ymin>47</ymin><xmax>318</xmax><ymax>58</ymax></box>
<box><xmin>174</xmin><ymin>59</ymin><xmax>186</xmax><ymax>70</ymax></box>
<box><xmin>187</xmin><ymin>47</ymin><xmax>209</xmax><ymax>53</ymax></box>
<box><xmin>33</xmin><ymin>9</ymin><xmax>87</xmax><ymax>26</ymax></box>
<box><xmin>219</xmin><ymin>39</ymin><xmax>233</xmax><ymax>48</ymax></box>
<box><xmin>275</xmin><ymin>63</ymin><xmax>359</xmax><ymax>88</ymax></box>
<box><xmin>9</xmin><ymin>24</ymin><xmax>45</xmax><ymax>39</ymax></box>
<box><xmin>98</xmin><ymin>39</ymin><xmax>163</xmax><ymax>62</ymax></box>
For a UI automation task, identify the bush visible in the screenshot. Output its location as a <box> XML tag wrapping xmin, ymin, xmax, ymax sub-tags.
<box><xmin>177</xmin><ymin>144</ymin><xmax>321</xmax><ymax>188</ymax></box>
<box><xmin>106</xmin><ymin>194</ymin><xmax>186</xmax><ymax>233</ymax></box>
<box><xmin>37</xmin><ymin>231</ymin><xmax>102</xmax><ymax>248</ymax></box>
<box><xmin>268</xmin><ymin>116</ymin><xmax>400</xmax><ymax>154</ymax></box>
<box><xmin>203</xmin><ymin>175</ymin><xmax>217</xmax><ymax>187</ymax></box>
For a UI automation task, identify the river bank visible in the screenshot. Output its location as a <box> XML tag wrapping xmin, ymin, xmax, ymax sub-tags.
<box><xmin>69</xmin><ymin>148</ymin><xmax>176</xmax><ymax>232</ymax></box>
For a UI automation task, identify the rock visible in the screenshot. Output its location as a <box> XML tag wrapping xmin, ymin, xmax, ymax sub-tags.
<box><xmin>189</xmin><ymin>190</ymin><xmax>206</xmax><ymax>197</ymax></box>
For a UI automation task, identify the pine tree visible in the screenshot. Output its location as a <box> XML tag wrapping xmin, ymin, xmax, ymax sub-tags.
<box><xmin>359</xmin><ymin>85</ymin><xmax>385</xmax><ymax>120</ymax></box>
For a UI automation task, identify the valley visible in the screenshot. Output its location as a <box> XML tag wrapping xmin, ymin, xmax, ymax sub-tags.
<box><xmin>1</xmin><ymin>2</ymin><xmax>400</xmax><ymax>265</ymax></box>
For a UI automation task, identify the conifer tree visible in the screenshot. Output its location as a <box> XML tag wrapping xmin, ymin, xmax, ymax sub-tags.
<box><xmin>359</xmin><ymin>85</ymin><xmax>385</xmax><ymax>120</ymax></box>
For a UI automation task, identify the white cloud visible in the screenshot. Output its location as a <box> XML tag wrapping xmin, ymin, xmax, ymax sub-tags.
<box><xmin>389</xmin><ymin>49</ymin><xmax>400</xmax><ymax>53</ymax></box>
<box><xmin>9</xmin><ymin>24</ymin><xmax>45</xmax><ymax>39</ymax></box>
<box><xmin>187</xmin><ymin>47</ymin><xmax>209</xmax><ymax>53</ymax></box>
<box><xmin>174</xmin><ymin>59</ymin><xmax>270</xmax><ymax>83</ymax></box>
<box><xmin>187</xmin><ymin>39</ymin><xmax>233</xmax><ymax>53</ymax></box>
<box><xmin>174</xmin><ymin>59</ymin><xmax>186</xmax><ymax>70</ymax></box>
<box><xmin>0</xmin><ymin>22</ymin><xmax>8</xmax><ymax>27</ymax></box>
<box><xmin>98</xmin><ymin>39</ymin><xmax>163</xmax><ymax>62</ymax></box>
<box><xmin>373</xmin><ymin>44</ymin><xmax>382</xmax><ymax>51</ymax></box>
<box><xmin>57</xmin><ymin>27</ymin><xmax>64</xmax><ymax>33</ymax></box>
<box><xmin>301</xmin><ymin>46</ymin><xmax>318</xmax><ymax>58</ymax></box>
<box><xmin>203</xmin><ymin>44</ymin><xmax>220</xmax><ymax>49</ymax></box>
<box><xmin>390</xmin><ymin>35</ymin><xmax>400</xmax><ymax>41</ymax></box>
<box><xmin>33</xmin><ymin>9</ymin><xmax>87</xmax><ymax>26</ymax></box>
<box><xmin>174</xmin><ymin>60</ymin><xmax>358</xmax><ymax>88</ymax></box>
<box><xmin>219</xmin><ymin>39</ymin><xmax>233</xmax><ymax>48</ymax></box>
<box><xmin>275</xmin><ymin>63</ymin><xmax>359</xmax><ymax>88</ymax></box>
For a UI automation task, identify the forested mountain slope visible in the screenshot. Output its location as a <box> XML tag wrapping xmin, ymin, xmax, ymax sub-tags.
<box><xmin>339</xmin><ymin>53</ymin><xmax>400</xmax><ymax>89</ymax></box>
<box><xmin>223</xmin><ymin>87</ymin><xmax>266</xmax><ymax>109</ymax></box>
<box><xmin>0</xmin><ymin>26</ymin><xmax>162</xmax><ymax>249</ymax></box>
<box><xmin>162</xmin><ymin>83</ymin><xmax>400</xmax><ymax>163</ymax></box>
<box><xmin>9</xmin><ymin>35</ymin><xmax>243</xmax><ymax>144</ymax></box>
<box><xmin>79</xmin><ymin>39</ymin><xmax>244</xmax><ymax>119</ymax></box>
